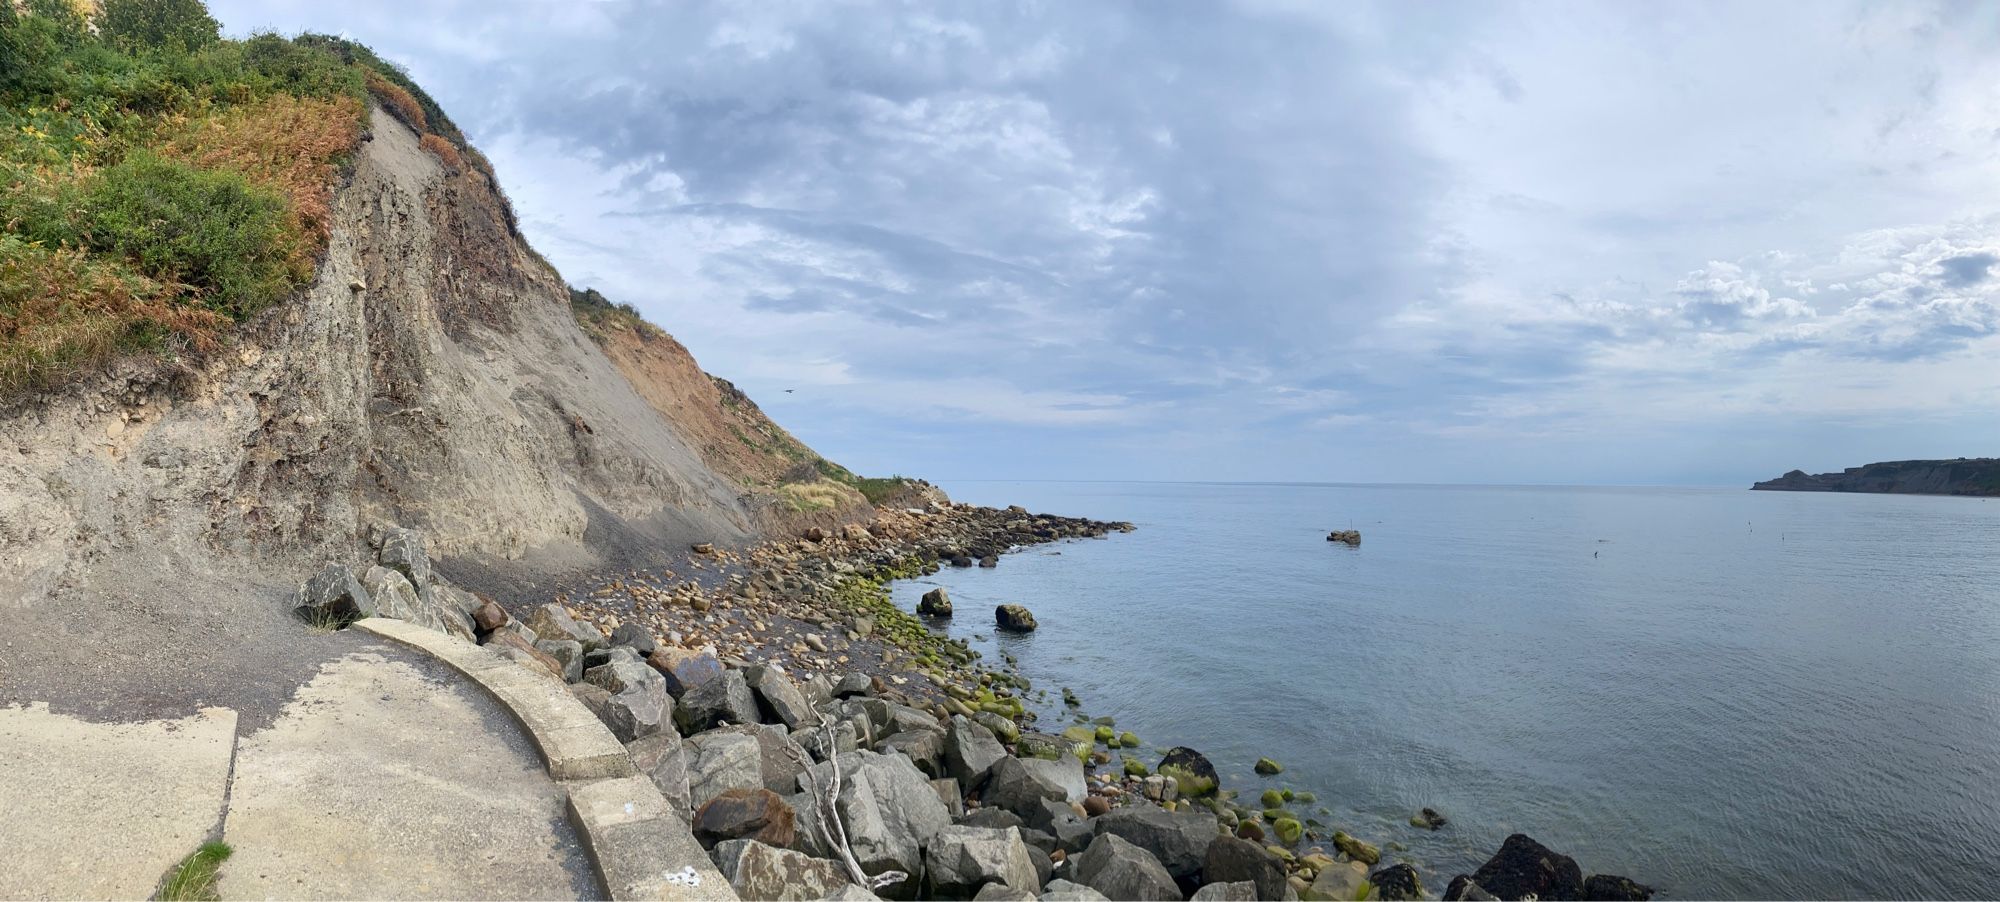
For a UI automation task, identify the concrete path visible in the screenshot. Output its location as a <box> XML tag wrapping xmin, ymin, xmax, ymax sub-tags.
<box><xmin>0</xmin><ymin>641</ymin><xmax>601</xmax><ymax>901</ymax></box>
<box><xmin>0</xmin><ymin>703</ymin><xmax>238</xmax><ymax>899</ymax></box>
<box><xmin>219</xmin><ymin>649</ymin><xmax>597</xmax><ymax>900</ymax></box>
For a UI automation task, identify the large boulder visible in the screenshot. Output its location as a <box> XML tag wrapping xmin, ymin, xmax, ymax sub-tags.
<box><xmin>925</xmin><ymin>825</ymin><xmax>1041</xmax><ymax>899</ymax></box>
<box><xmin>482</xmin><ymin>629</ymin><xmax>566</xmax><ymax>681</ymax></box>
<box><xmin>292</xmin><ymin>562</ymin><xmax>373</xmax><ymax>623</ymax></box>
<box><xmin>377</xmin><ymin>527</ymin><xmax>431</xmax><ymax>589</ymax></box>
<box><xmin>583</xmin><ymin>654</ymin><xmax>672</xmax><ymax>741</ymax></box>
<box><xmin>995</xmin><ymin>604</ymin><xmax>1038</xmax><ymax>632</ymax></box>
<box><xmin>710</xmin><ymin>838</ymin><xmax>854</xmax><ymax>901</ymax></box>
<box><xmin>625</xmin><ymin>732</ymin><xmax>693</xmax><ymax>818</ymax></box>
<box><xmin>359</xmin><ymin>565</ymin><xmax>424</xmax><ymax>625</ymax></box>
<box><xmin>1040</xmin><ymin>879</ymin><xmax>1111</xmax><ymax>901</ymax></box>
<box><xmin>1581</xmin><ymin>874</ymin><xmax>1653</xmax><ymax>901</ymax></box>
<box><xmin>983</xmin><ymin>756</ymin><xmax>1085</xmax><ymax>820</ymax></box>
<box><xmin>1331</xmin><ymin>832</ymin><xmax>1379</xmax><ymax>867</ymax></box>
<box><xmin>650</xmin><ymin>645</ymin><xmax>726</xmax><ymax>696</ymax></box>
<box><xmin>878</xmin><ymin>729</ymin><xmax>946</xmax><ymax>778</ymax></box>
<box><xmin>1201</xmin><ymin>835</ymin><xmax>1286</xmax><ymax>901</ymax></box>
<box><xmin>747</xmin><ymin>664</ymin><xmax>822</xmax><ymax>729</ymax></box>
<box><xmin>697</xmin><ymin>723</ymin><xmax>814</xmax><ymax>795</ymax></box>
<box><xmin>676</xmin><ymin>668</ymin><xmax>761</xmax><ymax>734</ymax></box>
<box><xmin>1452</xmin><ymin>834</ymin><xmax>1583</xmax><ymax>901</ymax></box>
<box><xmin>416</xmin><ymin>582</ymin><xmax>480</xmax><ymax>640</ymax></box>
<box><xmin>1071</xmin><ymin>833</ymin><xmax>1180</xmax><ymax>901</ymax></box>
<box><xmin>794</xmin><ymin>750</ymin><xmax>953</xmax><ymax>899</ymax></box>
<box><xmin>694</xmin><ymin>787</ymin><xmax>797</xmax><ymax>848</ymax></box>
<box><xmin>536</xmin><ymin>638</ymin><xmax>586</xmax><ymax>683</ymax></box>
<box><xmin>918</xmin><ymin>588</ymin><xmax>953</xmax><ymax>617</ymax></box>
<box><xmin>1189</xmin><ymin>884</ymin><xmax>1254</xmax><ymax>901</ymax></box>
<box><xmin>1030</xmin><ymin>799</ymin><xmax>1094</xmax><ymax>854</ymax></box>
<box><xmin>944</xmin><ymin>716</ymin><xmax>1008</xmax><ymax>789</ymax></box>
<box><xmin>1371</xmin><ymin>863</ymin><xmax>1426</xmax><ymax>901</ymax></box>
<box><xmin>607</xmin><ymin>622</ymin><xmax>658</xmax><ymax>656</ymax></box>
<box><xmin>1305</xmin><ymin>861</ymin><xmax>1370</xmax><ymax>902</ymax></box>
<box><xmin>686</xmin><ymin>730</ymin><xmax>767</xmax><ymax>808</ymax></box>
<box><xmin>524</xmin><ymin>603</ymin><xmax>605</xmax><ymax>650</ymax></box>
<box><xmin>1091</xmin><ymin>804</ymin><xmax>1217</xmax><ymax>884</ymax></box>
<box><xmin>1156</xmin><ymin>747</ymin><xmax>1219</xmax><ymax>798</ymax></box>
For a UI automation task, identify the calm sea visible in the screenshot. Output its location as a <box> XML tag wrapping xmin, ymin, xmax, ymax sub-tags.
<box><xmin>889</xmin><ymin>481</ymin><xmax>2000</xmax><ymax>900</ymax></box>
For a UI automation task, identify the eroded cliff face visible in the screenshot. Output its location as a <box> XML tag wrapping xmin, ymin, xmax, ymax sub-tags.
<box><xmin>1751</xmin><ymin>459</ymin><xmax>2000</xmax><ymax>495</ymax></box>
<box><xmin>0</xmin><ymin>107</ymin><xmax>762</xmax><ymax>654</ymax></box>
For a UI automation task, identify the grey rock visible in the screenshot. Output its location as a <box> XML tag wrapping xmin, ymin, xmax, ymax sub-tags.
<box><xmin>686</xmin><ymin>730</ymin><xmax>766</xmax><ymax>808</ymax></box>
<box><xmin>537</xmin><ymin>639</ymin><xmax>586</xmax><ymax>683</ymax></box>
<box><xmin>1092</xmin><ymin>804</ymin><xmax>1218</xmax><ymax>882</ymax></box>
<box><xmin>802</xmin><ymin>674</ymin><xmax>836</xmax><ymax>710</ymax></box>
<box><xmin>794</xmin><ymin>751</ymin><xmax>953</xmax><ymax>899</ymax></box>
<box><xmin>707</xmin><ymin>723</ymin><xmax>814</xmax><ymax>795</ymax></box>
<box><xmin>524</xmin><ymin>602</ymin><xmax>605</xmax><ymax>650</ymax></box>
<box><xmin>1313</xmin><ymin>861</ymin><xmax>1372</xmax><ymax>902</ymax></box>
<box><xmin>879</xmin><ymin>729</ymin><xmax>946</xmax><ymax>778</ymax></box>
<box><xmin>821</xmin><ymin>886</ymin><xmax>883</xmax><ymax>901</ymax></box>
<box><xmin>676</xmin><ymin>668</ymin><xmax>761</xmax><ymax>734</ymax></box>
<box><xmin>995</xmin><ymin>604</ymin><xmax>1037</xmax><ymax>632</ymax></box>
<box><xmin>1032</xmin><ymin>799</ymin><xmax>1093</xmax><ymax>854</ymax></box>
<box><xmin>649</xmin><ymin>645</ymin><xmax>725</xmax><ymax>696</ymax></box>
<box><xmin>1189</xmin><ymin>882</ymin><xmax>1255</xmax><ymax>901</ymax></box>
<box><xmin>417</xmin><ymin>582</ymin><xmax>479</xmax><ymax>640</ymax></box>
<box><xmin>608</xmin><ymin>621</ymin><xmax>658</xmax><ymax>656</ymax></box>
<box><xmin>1072</xmin><ymin>833</ymin><xmax>1180</xmax><ymax>901</ymax></box>
<box><xmin>985</xmin><ymin>756</ymin><xmax>1086</xmax><ymax>819</ymax></box>
<box><xmin>918</xmin><ymin>587</ymin><xmax>953</xmax><ymax>617</ymax></box>
<box><xmin>945</xmin><ymin>715</ymin><xmax>1008</xmax><ymax>790</ymax></box>
<box><xmin>360</xmin><ymin>565</ymin><xmax>425</xmax><ymax>626</ymax></box>
<box><xmin>748</xmin><ymin>664</ymin><xmax>822</xmax><ymax>729</ymax></box>
<box><xmin>798</xmin><ymin>718</ymin><xmax>860</xmax><ymax>762</ymax></box>
<box><xmin>377</xmin><ymin>526</ymin><xmax>431</xmax><ymax>589</ymax></box>
<box><xmin>1039</xmin><ymin>879</ymin><xmax>1111</xmax><ymax>901</ymax></box>
<box><xmin>625</xmin><ymin>731</ymin><xmax>693</xmax><ymax>818</ymax></box>
<box><xmin>1202</xmin><ymin>836</ymin><xmax>1286</xmax><ymax>901</ymax></box>
<box><xmin>973</xmin><ymin>886</ymin><xmax>1037</xmax><ymax>902</ymax></box>
<box><xmin>932</xmin><ymin>777</ymin><xmax>965</xmax><ymax>818</ymax></box>
<box><xmin>710</xmin><ymin>838</ymin><xmax>853</xmax><ymax>901</ymax></box>
<box><xmin>584</xmin><ymin>655</ymin><xmax>672</xmax><ymax>741</ymax></box>
<box><xmin>926</xmin><ymin>825</ymin><xmax>1041</xmax><ymax>899</ymax></box>
<box><xmin>833</xmin><ymin>671</ymin><xmax>875</xmax><ymax>698</ymax></box>
<box><xmin>960</xmin><ymin>808</ymin><xmax>1026</xmax><ymax>832</ymax></box>
<box><xmin>291</xmin><ymin>562</ymin><xmax>372</xmax><ymax>622</ymax></box>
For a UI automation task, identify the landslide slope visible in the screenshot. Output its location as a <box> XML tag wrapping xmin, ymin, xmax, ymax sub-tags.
<box><xmin>0</xmin><ymin>18</ymin><xmax>859</xmax><ymax>715</ymax></box>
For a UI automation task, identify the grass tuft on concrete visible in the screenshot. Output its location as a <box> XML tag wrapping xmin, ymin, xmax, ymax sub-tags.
<box><xmin>157</xmin><ymin>840</ymin><xmax>231</xmax><ymax>902</ymax></box>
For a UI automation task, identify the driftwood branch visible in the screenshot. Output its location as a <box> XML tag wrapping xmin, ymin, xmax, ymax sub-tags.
<box><xmin>807</xmin><ymin>718</ymin><xmax>907</xmax><ymax>891</ymax></box>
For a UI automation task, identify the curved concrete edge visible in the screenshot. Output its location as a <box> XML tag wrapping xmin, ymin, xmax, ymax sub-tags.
<box><xmin>350</xmin><ymin>618</ymin><xmax>741</xmax><ymax>901</ymax></box>
<box><xmin>568</xmin><ymin>775</ymin><xmax>736</xmax><ymax>901</ymax></box>
<box><xmin>351</xmin><ymin>617</ymin><xmax>634</xmax><ymax>781</ymax></box>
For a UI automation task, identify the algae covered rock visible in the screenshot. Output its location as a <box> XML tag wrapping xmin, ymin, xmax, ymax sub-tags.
<box><xmin>1157</xmin><ymin>746</ymin><xmax>1219</xmax><ymax>797</ymax></box>
<box><xmin>919</xmin><ymin>587</ymin><xmax>954</xmax><ymax>617</ymax></box>
<box><xmin>1273</xmin><ymin>817</ymin><xmax>1303</xmax><ymax>845</ymax></box>
<box><xmin>1333</xmin><ymin>831</ymin><xmax>1380</xmax><ymax>866</ymax></box>
<box><xmin>1254</xmin><ymin>757</ymin><xmax>1283</xmax><ymax>775</ymax></box>
<box><xmin>1371</xmin><ymin>863</ymin><xmax>1425</xmax><ymax>901</ymax></box>
<box><xmin>995</xmin><ymin>604</ymin><xmax>1038</xmax><ymax>632</ymax></box>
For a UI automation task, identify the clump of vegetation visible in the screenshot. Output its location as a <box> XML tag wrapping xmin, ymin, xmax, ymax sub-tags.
<box><xmin>0</xmin><ymin>0</ymin><xmax>481</xmax><ymax>393</ymax></box>
<box><xmin>158</xmin><ymin>840</ymin><xmax>232</xmax><ymax>902</ymax></box>
<box><xmin>568</xmin><ymin>285</ymin><xmax>663</xmax><ymax>340</ymax></box>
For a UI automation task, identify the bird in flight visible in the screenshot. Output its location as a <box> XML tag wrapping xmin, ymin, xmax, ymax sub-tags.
<box><xmin>784</xmin><ymin>389</ymin><xmax>795</xmax><ymax>393</ymax></box>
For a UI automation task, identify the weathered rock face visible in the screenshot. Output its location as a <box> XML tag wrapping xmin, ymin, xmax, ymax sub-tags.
<box><xmin>676</xmin><ymin>668</ymin><xmax>760</xmax><ymax>734</ymax></box>
<box><xmin>686</xmin><ymin>730</ymin><xmax>768</xmax><ymax>808</ymax></box>
<box><xmin>607</xmin><ymin>622</ymin><xmax>657</xmax><ymax>656</ymax></box>
<box><xmin>747</xmin><ymin>664</ymin><xmax>820</xmax><ymax>729</ymax></box>
<box><xmin>1072</xmin><ymin>833</ymin><xmax>1180</xmax><ymax>901</ymax></box>
<box><xmin>377</xmin><ymin>526</ymin><xmax>431</xmax><ymax>588</ymax></box>
<box><xmin>983</xmin><ymin>756</ymin><xmax>1085</xmax><ymax>819</ymax></box>
<box><xmin>1752</xmin><ymin>458</ymin><xmax>2000</xmax><ymax>496</ymax></box>
<box><xmin>525</xmin><ymin>603</ymin><xmax>605</xmax><ymax>650</ymax></box>
<box><xmin>1449</xmin><ymin>833</ymin><xmax>1584</xmax><ymax>901</ymax></box>
<box><xmin>582</xmin><ymin>655</ymin><xmax>672</xmax><ymax>741</ymax></box>
<box><xmin>291</xmin><ymin>562</ymin><xmax>373</xmax><ymax>622</ymax></box>
<box><xmin>624</xmin><ymin>731</ymin><xmax>692</xmax><ymax>817</ymax></box>
<box><xmin>924</xmin><ymin>825</ymin><xmax>1041</xmax><ymax>899</ymax></box>
<box><xmin>1091</xmin><ymin>804</ymin><xmax>1217</xmax><ymax>884</ymax></box>
<box><xmin>694</xmin><ymin>787</ymin><xmax>797</xmax><ymax>848</ymax></box>
<box><xmin>943</xmin><ymin>716</ymin><xmax>1007</xmax><ymax>789</ymax></box>
<box><xmin>794</xmin><ymin>751</ymin><xmax>953</xmax><ymax>899</ymax></box>
<box><xmin>994</xmin><ymin>604</ymin><xmax>1038</xmax><ymax>632</ymax></box>
<box><xmin>710</xmin><ymin>838</ymin><xmax>855</xmax><ymax>901</ymax></box>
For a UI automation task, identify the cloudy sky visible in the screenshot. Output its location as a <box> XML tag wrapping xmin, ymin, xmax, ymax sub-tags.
<box><xmin>213</xmin><ymin>0</ymin><xmax>2000</xmax><ymax>484</ymax></box>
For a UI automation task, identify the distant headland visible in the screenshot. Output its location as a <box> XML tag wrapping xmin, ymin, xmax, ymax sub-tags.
<box><xmin>1752</xmin><ymin>459</ymin><xmax>2000</xmax><ymax>496</ymax></box>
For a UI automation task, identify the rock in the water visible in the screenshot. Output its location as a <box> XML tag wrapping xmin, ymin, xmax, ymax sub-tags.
<box><xmin>694</xmin><ymin>787</ymin><xmax>796</xmax><ymax>848</ymax></box>
<box><xmin>676</xmin><ymin>668</ymin><xmax>761</xmax><ymax>734</ymax></box>
<box><xmin>292</xmin><ymin>562</ymin><xmax>373</xmax><ymax>623</ymax></box>
<box><xmin>1371</xmin><ymin>863</ymin><xmax>1426</xmax><ymax>901</ymax></box>
<box><xmin>794</xmin><ymin>751</ymin><xmax>953</xmax><ymax>899</ymax></box>
<box><xmin>1157</xmin><ymin>747</ymin><xmax>1219</xmax><ymax>798</ymax></box>
<box><xmin>625</xmin><ymin>731</ymin><xmax>693</xmax><ymax>817</ymax></box>
<box><xmin>1410</xmin><ymin>807</ymin><xmax>1448</xmax><ymax>831</ymax></box>
<box><xmin>608</xmin><ymin>622</ymin><xmax>658</xmax><ymax>656</ymax></box>
<box><xmin>1582</xmin><ymin>874</ymin><xmax>1654</xmax><ymax>901</ymax></box>
<box><xmin>995</xmin><ymin>604</ymin><xmax>1038</xmax><ymax>632</ymax></box>
<box><xmin>925</xmin><ymin>824</ymin><xmax>1042</xmax><ymax>899</ymax></box>
<box><xmin>747</xmin><ymin>664</ymin><xmax>822</xmax><ymax>729</ymax></box>
<box><xmin>1189</xmin><ymin>882</ymin><xmax>1255</xmax><ymax>901</ymax></box>
<box><xmin>1092</xmin><ymin>804</ymin><xmax>1218</xmax><ymax>883</ymax></box>
<box><xmin>984</xmin><ymin>756</ymin><xmax>1086</xmax><ymax>819</ymax></box>
<box><xmin>524</xmin><ymin>602</ymin><xmax>605</xmax><ymax>650</ymax></box>
<box><xmin>710</xmin><ymin>838</ymin><xmax>852</xmax><ymax>901</ymax></box>
<box><xmin>1272</xmin><ymin>818</ymin><xmax>1302</xmax><ymax>846</ymax></box>
<box><xmin>1039</xmin><ymin>879</ymin><xmax>1111</xmax><ymax>901</ymax></box>
<box><xmin>1457</xmin><ymin>834</ymin><xmax>1584</xmax><ymax>901</ymax></box>
<box><xmin>583</xmin><ymin>654</ymin><xmax>672</xmax><ymax>741</ymax></box>
<box><xmin>1332</xmin><ymin>831</ymin><xmax>1380</xmax><ymax>866</ymax></box>
<box><xmin>1305</xmin><ymin>860</ymin><xmax>1370</xmax><ymax>902</ymax></box>
<box><xmin>536</xmin><ymin>638</ymin><xmax>586</xmax><ymax>683</ymax></box>
<box><xmin>1443</xmin><ymin>877</ymin><xmax>1499</xmax><ymax>902</ymax></box>
<box><xmin>978</xmin><ymin>555</ymin><xmax>999</xmax><ymax>569</ymax></box>
<box><xmin>1325</xmin><ymin>529</ymin><xmax>1361</xmax><ymax>546</ymax></box>
<box><xmin>1253</xmin><ymin>757</ymin><xmax>1283</xmax><ymax>776</ymax></box>
<box><xmin>919</xmin><ymin>588</ymin><xmax>954</xmax><ymax>617</ymax></box>
<box><xmin>944</xmin><ymin>716</ymin><xmax>1008</xmax><ymax>790</ymax></box>
<box><xmin>649</xmin><ymin>645</ymin><xmax>725</xmax><ymax>696</ymax></box>
<box><xmin>1071</xmin><ymin>833</ymin><xmax>1180</xmax><ymax>901</ymax></box>
<box><xmin>377</xmin><ymin>526</ymin><xmax>431</xmax><ymax>588</ymax></box>
<box><xmin>1203</xmin><ymin>835</ymin><xmax>1288</xmax><ymax>901</ymax></box>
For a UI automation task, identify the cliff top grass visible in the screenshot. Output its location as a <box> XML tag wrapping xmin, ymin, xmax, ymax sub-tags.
<box><xmin>0</xmin><ymin>0</ymin><xmax>488</xmax><ymax>394</ymax></box>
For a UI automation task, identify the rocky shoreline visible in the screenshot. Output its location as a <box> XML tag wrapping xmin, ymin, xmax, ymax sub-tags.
<box><xmin>294</xmin><ymin>497</ymin><xmax>1655</xmax><ymax>901</ymax></box>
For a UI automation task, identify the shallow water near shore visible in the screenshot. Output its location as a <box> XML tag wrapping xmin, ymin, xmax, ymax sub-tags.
<box><xmin>889</xmin><ymin>481</ymin><xmax>2000</xmax><ymax>900</ymax></box>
